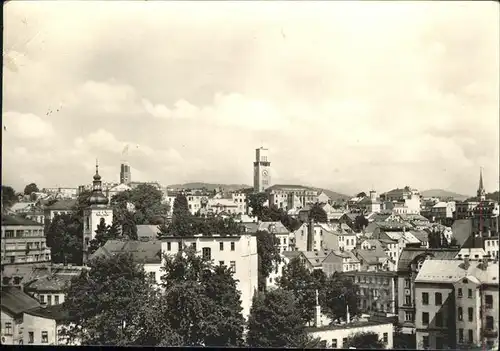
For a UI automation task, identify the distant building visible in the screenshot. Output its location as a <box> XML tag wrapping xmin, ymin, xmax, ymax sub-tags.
<box><xmin>43</xmin><ymin>199</ymin><xmax>76</xmax><ymax>222</ymax></box>
<box><xmin>322</xmin><ymin>250</ymin><xmax>361</xmax><ymax>275</ymax></box>
<box><xmin>23</xmin><ymin>304</ymin><xmax>79</xmax><ymax>345</ymax></box>
<box><xmin>253</xmin><ymin>147</ymin><xmax>271</xmax><ymax>193</ymax></box>
<box><xmin>120</xmin><ymin>161</ymin><xmax>132</xmax><ymax>185</ymax></box>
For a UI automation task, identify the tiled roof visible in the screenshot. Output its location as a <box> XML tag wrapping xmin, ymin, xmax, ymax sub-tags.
<box><xmin>303</xmin><ymin>250</ymin><xmax>332</xmax><ymax>266</ymax></box>
<box><xmin>137</xmin><ymin>225</ymin><xmax>160</xmax><ymax>239</ymax></box>
<box><xmin>329</xmin><ymin>250</ymin><xmax>360</xmax><ymax>262</ymax></box>
<box><xmin>409</xmin><ymin>230</ymin><xmax>429</xmax><ymax>243</ymax></box>
<box><xmin>257</xmin><ymin>221</ymin><xmax>290</xmax><ymax>234</ymax></box>
<box><xmin>397</xmin><ymin>248</ymin><xmax>460</xmax><ymax>272</ymax></box>
<box><xmin>24</xmin><ymin>273</ymin><xmax>74</xmax><ymax>292</ymax></box>
<box><xmin>44</xmin><ymin>199</ymin><xmax>76</xmax><ymax>210</ymax></box>
<box><xmin>25</xmin><ymin>304</ymin><xmax>70</xmax><ymax>322</ymax></box>
<box><xmin>282</xmin><ymin>251</ymin><xmax>302</xmax><ymax>260</ymax></box>
<box><xmin>242</xmin><ymin>222</ymin><xmax>259</xmax><ymax>233</ymax></box>
<box><xmin>90</xmin><ymin>240</ymin><xmax>162</xmax><ymax>264</ymax></box>
<box><xmin>2</xmin><ymin>215</ymin><xmax>43</xmax><ymax>227</ymax></box>
<box><xmin>1</xmin><ymin>286</ymin><xmax>41</xmax><ymax>316</ymax></box>
<box><xmin>354</xmin><ymin>247</ymin><xmax>388</xmax><ymax>265</ymax></box>
<box><xmin>415</xmin><ymin>259</ymin><xmax>499</xmax><ymax>285</ymax></box>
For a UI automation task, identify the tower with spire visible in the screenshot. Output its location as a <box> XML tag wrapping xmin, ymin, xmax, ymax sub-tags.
<box><xmin>83</xmin><ymin>160</ymin><xmax>114</xmax><ymax>263</ymax></box>
<box><xmin>477</xmin><ymin>167</ymin><xmax>486</xmax><ymax>202</ymax></box>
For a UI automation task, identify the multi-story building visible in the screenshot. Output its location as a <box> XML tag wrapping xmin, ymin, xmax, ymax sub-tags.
<box><xmin>396</xmin><ymin>248</ymin><xmax>460</xmax><ymax>335</ymax></box>
<box><xmin>267</xmin><ymin>185</ymin><xmax>319</xmax><ymax>211</ymax></box>
<box><xmin>1</xmin><ymin>286</ymin><xmax>41</xmax><ymax>345</ymax></box>
<box><xmin>82</xmin><ymin>163</ymin><xmax>114</xmax><ymax>264</ymax></box>
<box><xmin>484</xmin><ymin>237</ymin><xmax>499</xmax><ymax>259</ymax></box>
<box><xmin>253</xmin><ymin>147</ymin><xmax>271</xmax><ymax>193</ymax></box>
<box><xmin>430</xmin><ymin>201</ymin><xmax>456</xmax><ymax>226</ymax></box>
<box><xmin>414</xmin><ymin>258</ymin><xmax>499</xmax><ymax>350</ymax></box>
<box><xmin>160</xmin><ymin>233</ymin><xmax>258</xmax><ymax>320</ymax></box>
<box><xmin>357</xmin><ymin>190</ymin><xmax>382</xmax><ymax>214</ymax></box>
<box><xmin>1</xmin><ymin>216</ymin><xmax>52</xmax><ymax>266</ymax></box>
<box><xmin>41</xmin><ymin>187</ymin><xmax>78</xmax><ymax>199</ymax></box>
<box><xmin>342</xmin><ymin>271</ymin><xmax>398</xmax><ymax>314</ymax></box>
<box><xmin>256</xmin><ymin>221</ymin><xmax>290</xmax><ymax>253</ymax></box>
<box><xmin>322</xmin><ymin>250</ymin><xmax>361</xmax><ymax>276</ymax></box>
<box><xmin>24</xmin><ymin>210</ymin><xmax>45</xmax><ymax>225</ymax></box>
<box><xmin>381</xmin><ymin>187</ymin><xmax>421</xmax><ymax>215</ymax></box>
<box><xmin>43</xmin><ymin>200</ymin><xmax>76</xmax><ymax>223</ymax></box>
<box><xmin>454</xmin><ymin>201</ymin><xmax>480</xmax><ymax>220</ymax></box>
<box><xmin>120</xmin><ymin>161</ymin><xmax>132</xmax><ymax>185</ymax></box>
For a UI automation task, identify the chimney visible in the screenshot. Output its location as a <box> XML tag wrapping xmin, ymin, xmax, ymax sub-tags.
<box><xmin>464</xmin><ymin>255</ymin><xmax>470</xmax><ymax>269</ymax></box>
<box><xmin>307</xmin><ymin>219</ymin><xmax>314</xmax><ymax>251</ymax></box>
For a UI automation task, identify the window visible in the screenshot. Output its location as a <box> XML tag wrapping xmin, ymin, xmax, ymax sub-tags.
<box><xmin>458</xmin><ymin>307</ymin><xmax>463</xmax><ymax>321</ymax></box>
<box><xmin>41</xmin><ymin>331</ymin><xmax>48</xmax><ymax>343</ymax></box>
<box><xmin>422</xmin><ymin>312</ymin><xmax>429</xmax><ymax>325</ymax></box>
<box><xmin>47</xmin><ymin>295</ymin><xmax>52</xmax><ymax>306</ymax></box>
<box><xmin>468</xmin><ymin>329</ymin><xmax>473</xmax><ymax>343</ymax></box>
<box><xmin>458</xmin><ymin>288</ymin><xmax>463</xmax><ymax>298</ymax></box>
<box><xmin>201</xmin><ymin>247</ymin><xmax>212</xmax><ymax>260</ymax></box>
<box><xmin>486</xmin><ymin>316</ymin><xmax>494</xmax><ymax>330</ymax></box>
<box><xmin>55</xmin><ymin>295</ymin><xmax>60</xmax><ymax>305</ymax></box>
<box><xmin>5</xmin><ymin>322</ymin><xmax>12</xmax><ymax>335</ymax></box>
<box><xmin>192</xmin><ymin>242</ymin><xmax>197</xmax><ymax>251</ymax></box>
<box><xmin>149</xmin><ymin>272</ymin><xmax>156</xmax><ymax>282</ymax></box>
<box><xmin>485</xmin><ymin>294</ymin><xmax>493</xmax><ymax>308</ymax></box>
<box><xmin>435</xmin><ymin>292</ymin><xmax>442</xmax><ymax>305</ymax></box>
<box><xmin>436</xmin><ymin>336</ymin><xmax>444</xmax><ymax>350</ymax></box>
<box><xmin>342</xmin><ymin>338</ymin><xmax>347</xmax><ymax>346</ymax></box>
<box><xmin>219</xmin><ymin>261</ymin><xmax>224</xmax><ymax>266</ymax></box>
<box><xmin>167</xmin><ymin>242</ymin><xmax>171</xmax><ymax>251</ymax></box>
<box><xmin>28</xmin><ymin>332</ymin><xmax>34</xmax><ymax>344</ymax></box>
<box><xmin>468</xmin><ymin>289</ymin><xmax>473</xmax><ymax>298</ymax></box>
<box><xmin>220</xmin><ymin>242</ymin><xmax>224</xmax><ymax>251</ymax></box>
<box><xmin>383</xmin><ymin>333</ymin><xmax>388</xmax><ymax>343</ymax></box>
<box><xmin>5</xmin><ymin>230</ymin><xmax>14</xmax><ymax>238</ymax></box>
<box><xmin>230</xmin><ymin>242</ymin><xmax>235</xmax><ymax>251</ymax></box>
<box><xmin>331</xmin><ymin>339</ymin><xmax>337</xmax><ymax>348</ymax></box>
<box><xmin>405</xmin><ymin>311</ymin><xmax>413</xmax><ymax>322</ymax></box>
<box><xmin>422</xmin><ymin>336</ymin><xmax>429</xmax><ymax>349</ymax></box>
<box><xmin>459</xmin><ymin>328</ymin><xmax>464</xmax><ymax>343</ymax></box>
<box><xmin>436</xmin><ymin>312</ymin><xmax>443</xmax><ymax>327</ymax></box>
<box><xmin>40</xmin><ymin>295</ymin><xmax>45</xmax><ymax>303</ymax></box>
<box><xmin>178</xmin><ymin>241</ymin><xmax>182</xmax><ymax>250</ymax></box>
<box><xmin>468</xmin><ymin>307</ymin><xmax>473</xmax><ymax>322</ymax></box>
<box><xmin>422</xmin><ymin>292</ymin><xmax>429</xmax><ymax>305</ymax></box>
<box><xmin>230</xmin><ymin>261</ymin><xmax>236</xmax><ymax>273</ymax></box>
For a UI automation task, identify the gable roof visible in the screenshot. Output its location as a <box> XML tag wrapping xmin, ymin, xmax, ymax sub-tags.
<box><xmin>24</xmin><ymin>273</ymin><xmax>75</xmax><ymax>292</ymax></box>
<box><xmin>303</xmin><ymin>250</ymin><xmax>332</xmax><ymax>267</ymax></box>
<box><xmin>282</xmin><ymin>251</ymin><xmax>303</xmax><ymax>260</ymax></box>
<box><xmin>354</xmin><ymin>247</ymin><xmax>388</xmax><ymax>265</ymax></box>
<box><xmin>397</xmin><ymin>247</ymin><xmax>461</xmax><ymax>272</ymax></box>
<box><xmin>89</xmin><ymin>240</ymin><xmax>162</xmax><ymax>264</ymax></box>
<box><xmin>409</xmin><ymin>230</ymin><xmax>429</xmax><ymax>243</ymax></box>
<box><xmin>136</xmin><ymin>225</ymin><xmax>160</xmax><ymax>240</ymax></box>
<box><xmin>25</xmin><ymin>304</ymin><xmax>70</xmax><ymax>323</ymax></box>
<box><xmin>257</xmin><ymin>221</ymin><xmax>290</xmax><ymax>234</ymax></box>
<box><xmin>1</xmin><ymin>286</ymin><xmax>41</xmax><ymax>316</ymax></box>
<box><xmin>415</xmin><ymin>259</ymin><xmax>499</xmax><ymax>285</ymax></box>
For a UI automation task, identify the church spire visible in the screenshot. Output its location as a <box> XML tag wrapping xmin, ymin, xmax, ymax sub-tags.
<box><xmin>89</xmin><ymin>158</ymin><xmax>109</xmax><ymax>206</ymax></box>
<box><xmin>477</xmin><ymin>167</ymin><xmax>486</xmax><ymax>201</ymax></box>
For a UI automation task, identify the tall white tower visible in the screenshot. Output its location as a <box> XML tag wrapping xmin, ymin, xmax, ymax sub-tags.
<box><xmin>253</xmin><ymin>147</ymin><xmax>271</xmax><ymax>193</ymax></box>
<box><xmin>83</xmin><ymin>160</ymin><xmax>114</xmax><ymax>263</ymax></box>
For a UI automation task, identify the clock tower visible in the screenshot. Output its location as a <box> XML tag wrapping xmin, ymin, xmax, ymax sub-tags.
<box><xmin>253</xmin><ymin>147</ymin><xmax>271</xmax><ymax>192</ymax></box>
<box><xmin>83</xmin><ymin>160</ymin><xmax>114</xmax><ymax>263</ymax></box>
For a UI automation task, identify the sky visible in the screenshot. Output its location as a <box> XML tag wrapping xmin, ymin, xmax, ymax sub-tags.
<box><xmin>2</xmin><ymin>1</ymin><xmax>499</xmax><ymax>196</ymax></box>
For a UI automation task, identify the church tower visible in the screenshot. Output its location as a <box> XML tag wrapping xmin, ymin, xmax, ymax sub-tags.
<box><xmin>253</xmin><ymin>147</ymin><xmax>271</xmax><ymax>193</ymax></box>
<box><xmin>120</xmin><ymin>162</ymin><xmax>131</xmax><ymax>185</ymax></box>
<box><xmin>477</xmin><ymin>167</ymin><xmax>486</xmax><ymax>202</ymax></box>
<box><xmin>83</xmin><ymin>160</ymin><xmax>114</xmax><ymax>263</ymax></box>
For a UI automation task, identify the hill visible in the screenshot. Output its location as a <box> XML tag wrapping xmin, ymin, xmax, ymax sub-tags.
<box><xmin>166</xmin><ymin>183</ymin><xmax>350</xmax><ymax>202</ymax></box>
<box><xmin>167</xmin><ymin>183</ymin><xmax>250</xmax><ymax>192</ymax></box>
<box><xmin>421</xmin><ymin>189</ymin><xmax>470</xmax><ymax>201</ymax></box>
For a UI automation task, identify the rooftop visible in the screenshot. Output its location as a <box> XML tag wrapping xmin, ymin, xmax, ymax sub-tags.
<box><xmin>25</xmin><ymin>304</ymin><xmax>70</xmax><ymax>323</ymax></box>
<box><xmin>306</xmin><ymin>320</ymin><xmax>393</xmax><ymax>333</ymax></box>
<box><xmin>24</xmin><ymin>273</ymin><xmax>75</xmax><ymax>292</ymax></box>
<box><xmin>1</xmin><ymin>286</ymin><xmax>41</xmax><ymax>316</ymax></box>
<box><xmin>397</xmin><ymin>247</ymin><xmax>460</xmax><ymax>272</ymax></box>
<box><xmin>90</xmin><ymin>240</ymin><xmax>163</xmax><ymax>264</ymax></box>
<box><xmin>415</xmin><ymin>259</ymin><xmax>499</xmax><ymax>285</ymax></box>
<box><xmin>257</xmin><ymin>221</ymin><xmax>290</xmax><ymax>234</ymax></box>
<box><xmin>136</xmin><ymin>225</ymin><xmax>160</xmax><ymax>240</ymax></box>
<box><xmin>2</xmin><ymin>215</ymin><xmax>43</xmax><ymax>227</ymax></box>
<box><xmin>44</xmin><ymin>199</ymin><xmax>76</xmax><ymax>211</ymax></box>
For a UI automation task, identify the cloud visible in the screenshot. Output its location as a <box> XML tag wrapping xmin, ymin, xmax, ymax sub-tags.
<box><xmin>2</xmin><ymin>1</ymin><xmax>498</xmax><ymax>195</ymax></box>
<box><xmin>3</xmin><ymin>111</ymin><xmax>55</xmax><ymax>139</ymax></box>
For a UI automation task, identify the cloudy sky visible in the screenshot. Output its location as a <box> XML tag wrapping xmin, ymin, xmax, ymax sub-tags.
<box><xmin>3</xmin><ymin>1</ymin><xmax>499</xmax><ymax>196</ymax></box>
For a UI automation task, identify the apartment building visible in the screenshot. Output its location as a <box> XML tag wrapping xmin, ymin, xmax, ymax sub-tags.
<box><xmin>396</xmin><ymin>248</ymin><xmax>460</xmax><ymax>335</ymax></box>
<box><xmin>414</xmin><ymin>259</ymin><xmax>499</xmax><ymax>350</ymax></box>
<box><xmin>256</xmin><ymin>221</ymin><xmax>290</xmax><ymax>253</ymax></box>
<box><xmin>160</xmin><ymin>234</ymin><xmax>258</xmax><ymax>320</ymax></box>
<box><xmin>342</xmin><ymin>271</ymin><xmax>398</xmax><ymax>314</ymax></box>
<box><xmin>322</xmin><ymin>250</ymin><xmax>360</xmax><ymax>276</ymax></box>
<box><xmin>454</xmin><ymin>201</ymin><xmax>480</xmax><ymax>220</ymax></box>
<box><xmin>267</xmin><ymin>184</ymin><xmax>320</xmax><ymax>211</ymax></box>
<box><xmin>1</xmin><ymin>216</ymin><xmax>52</xmax><ymax>266</ymax></box>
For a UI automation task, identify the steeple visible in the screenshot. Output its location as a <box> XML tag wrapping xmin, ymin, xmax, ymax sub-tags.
<box><xmin>89</xmin><ymin>159</ymin><xmax>109</xmax><ymax>206</ymax></box>
<box><xmin>477</xmin><ymin>167</ymin><xmax>486</xmax><ymax>201</ymax></box>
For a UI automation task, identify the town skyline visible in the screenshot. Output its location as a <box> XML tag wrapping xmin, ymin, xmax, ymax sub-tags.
<box><xmin>3</xmin><ymin>1</ymin><xmax>499</xmax><ymax>195</ymax></box>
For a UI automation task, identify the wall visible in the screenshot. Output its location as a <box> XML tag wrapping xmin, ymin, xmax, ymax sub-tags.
<box><xmin>308</xmin><ymin>322</ymin><xmax>394</xmax><ymax>349</ymax></box>
<box><xmin>1</xmin><ymin>224</ymin><xmax>50</xmax><ymax>265</ymax></box>
<box><xmin>1</xmin><ymin>310</ymin><xmax>21</xmax><ymax>345</ymax></box>
<box><xmin>33</xmin><ymin>293</ymin><xmax>65</xmax><ymax>306</ymax></box>
<box><xmin>22</xmin><ymin>313</ymin><xmax>57</xmax><ymax>345</ymax></box>
<box><xmin>144</xmin><ymin>263</ymin><xmax>163</xmax><ymax>286</ymax></box>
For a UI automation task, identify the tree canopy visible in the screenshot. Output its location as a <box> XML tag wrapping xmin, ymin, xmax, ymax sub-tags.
<box><xmin>320</xmin><ymin>275</ymin><xmax>360</xmax><ymax>323</ymax></box>
<box><xmin>45</xmin><ymin>213</ymin><xmax>83</xmax><ymax>266</ymax></box>
<box><xmin>309</xmin><ymin>202</ymin><xmax>328</xmax><ymax>223</ymax></box>
<box><xmin>2</xmin><ymin>185</ymin><xmax>17</xmax><ymax>209</ymax></box>
<box><xmin>87</xmin><ymin>218</ymin><xmax>122</xmax><ymax>255</ymax></box>
<box><xmin>247</xmin><ymin>288</ymin><xmax>310</xmax><ymax>348</ymax></box>
<box><xmin>61</xmin><ymin>252</ymin><xmax>156</xmax><ymax>346</ymax></box>
<box><xmin>24</xmin><ymin>183</ymin><xmax>39</xmax><ymax>195</ymax></box>
<box><xmin>345</xmin><ymin>331</ymin><xmax>386</xmax><ymax>349</ymax></box>
<box><xmin>354</xmin><ymin>214</ymin><xmax>369</xmax><ymax>232</ymax></box>
<box><xmin>356</xmin><ymin>192</ymin><xmax>367</xmax><ymax>198</ymax></box>
<box><xmin>256</xmin><ymin>230</ymin><xmax>281</xmax><ymax>292</ymax></box>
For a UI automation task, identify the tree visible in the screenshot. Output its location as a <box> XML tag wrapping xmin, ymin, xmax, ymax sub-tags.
<box><xmin>122</xmin><ymin>211</ymin><xmax>138</xmax><ymax>240</ymax></box>
<box><xmin>87</xmin><ymin>218</ymin><xmax>121</xmax><ymax>255</ymax></box>
<box><xmin>166</xmin><ymin>194</ymin><xmax>196</xmax><ymax>237</ymax></box>
<box><xmin>320</xmin><ymin>275</ymin><xmax>360</xmax><ymax>323</ymax></box>
<box><xmin>157</xmin><ymin>247</ymin><xmax>245</xmax><ymax>346</ymax></box>
<box><xmin>247</xmin><ymin>192</ymin><xmax>269</xmax><ymax>218</ymax></box>
<box><xmin>354</xmin><ymin>214</ymin><xmax>369</xmax><ymax>232</ymax></box>
<box><xmin>1</xmin><ymin>185</ymin><xmax>17</xmax><ymax>209</ymax></box>
<box><xmin>157</xmin><ymin>223</ymin><xmax>170</xmax><ymax>239</ymax></box>
<box><xmin>256</xmin><ymin>230</ymin><xmax>281</xmax><ymax>292</ymax></box>
<box><xmin>393</xmin><ymin>323</ymin><xmax>415</xmax><ymax>349</ymax></box>
<box><xmin>345</xmin><ymin>331</ymin><xmax>385</xmax><ymax>349</ymax></box>
<box><xmin>277</xmin><ymin>257</ymin><xmax>317</xmax><ymax>325</ymax></box>
<box><xmin>24</xmin><ymin>183</ymin><xmax>39</xmax><ymax>195</ymax></box>
<box><xmin>60</xmin><ymin>253</ymin><xmax>155</xmax><ymax>346</ymax></box>
<box><xmin>247</xmin><ymin>288</ymin><xmax>309</xmax><ymax>348</ymax></box>
<box><xmin>309</xmin><ymin>202</ymin><xmax>328</xmax><ymax>223</ymax></box>
<box><xmin>356</xmin><ymin>192</ymin><xmax>367</xmax><ymax>198</ymax></box>
<box><xmin>45</xmin><ymin>213</ymin><xmax>83</xmax><ymax>265</ymax></box>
